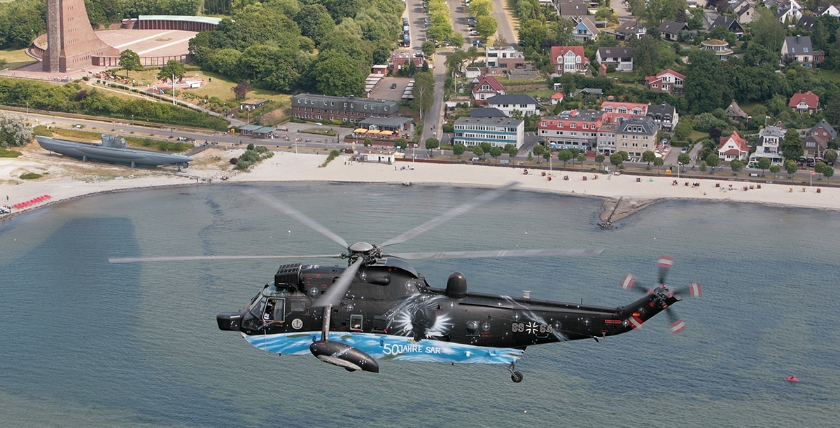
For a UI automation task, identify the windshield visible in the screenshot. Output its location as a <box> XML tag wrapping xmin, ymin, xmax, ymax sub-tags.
<box><xmin>242</xmin><ymin>295</ymin><xmax>267</xmax><ymax>331</ymax></box>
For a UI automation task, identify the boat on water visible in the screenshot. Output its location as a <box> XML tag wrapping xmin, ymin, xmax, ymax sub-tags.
<box><xmin>785</xmin><ymin>376</ymin><xmax>799</xmax><ymax>382</ymax></box>
<box><xmin>36</xmin><ymin>134</ymin><xmax>193</xmax><ymax>168</ymax></box>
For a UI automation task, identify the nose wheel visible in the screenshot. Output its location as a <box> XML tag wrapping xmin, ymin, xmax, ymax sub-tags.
<box><xmin>508</xmin><ymin>362</ymin><xmax>523</xmax><ymax>383</ymax></box>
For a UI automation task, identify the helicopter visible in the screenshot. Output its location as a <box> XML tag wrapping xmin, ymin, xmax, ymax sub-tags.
<box><xmin>109</xmin><ymin>183</ymin><xmax>701</xmax><ymax>383</ymax></box>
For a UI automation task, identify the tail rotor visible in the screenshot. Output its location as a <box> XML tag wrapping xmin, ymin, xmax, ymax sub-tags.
<box><xmin>620</xmin><ymin>256</ymin><xmax>701</xmax><ymax>334</ymax></box>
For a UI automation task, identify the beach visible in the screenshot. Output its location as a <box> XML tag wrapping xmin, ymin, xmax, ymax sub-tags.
<box><xmin>2</xmin><ymin>144</ymin><xmax>839</xmax><ymax>218</ymax></box>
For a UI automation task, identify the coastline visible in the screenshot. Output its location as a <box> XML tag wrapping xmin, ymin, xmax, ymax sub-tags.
<box><xmin>2</xmin><ymin>146</ymin><xmax>840</xmax><ymax>219</ymax></box>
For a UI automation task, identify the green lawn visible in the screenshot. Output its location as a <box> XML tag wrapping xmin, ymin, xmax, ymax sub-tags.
<box><xmin>813</xmin><ymin>68</ymin><xmax>840</xmax><ymax>83</ymax></box>
<box><xmin>108</xmin><ymin>68</ymin><xmax>290</xmax><ymax>105</ymax></box>
<box><xmin>0</xmin><ymin>48</ymin><xmax>37</xmax><ymax>70</ymax></box>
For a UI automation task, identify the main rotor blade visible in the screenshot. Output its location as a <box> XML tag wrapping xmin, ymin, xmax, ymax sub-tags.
<box><xmin>108</xmin><ymin>254</ymin><xmax>342</xmax><ymax>264</ymax></box>
<box><xmin>313</xmin><ymin>258</ymin><xmax>364</xmax><ymax>308</ymax></box>
<box><xmin>665</xmin><ymin>307</ymin><xmax>686</xmax><ymax>334</ymax></box>
<box><xmin>248</xmin><ymin>190</ymin><xmax>349</xmax><ymax>249</ymax></box>
<box><xmin>658</xmin><ymin>256</ymin><xmax>674</xmax><ymax>284</ymax></box>
<box><xmin>378</xmin><ymin>182</ymin><xmax>518</xmax><ymax>248</ymax></box>
<box><xmin>386</xmin><ymin>248</ymin><xmax>604</xmax><ymax>260</ymax></box>
<box><xmin>673</xmin><ymin>282</ymin><xmax>703</xmax><ymax>298</ymax></box>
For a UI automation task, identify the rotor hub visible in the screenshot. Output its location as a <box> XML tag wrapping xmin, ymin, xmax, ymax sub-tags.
<box><xmin>346</xmin><ymin>242</ymin><xmax>381</xmax><ymax>265</ymax></box>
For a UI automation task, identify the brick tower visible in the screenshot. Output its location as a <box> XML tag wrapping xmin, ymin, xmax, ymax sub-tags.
<box><xmin>43</xmin><ymin>0</ymin><xmax>119</xmax><ymax>72</ymax></box>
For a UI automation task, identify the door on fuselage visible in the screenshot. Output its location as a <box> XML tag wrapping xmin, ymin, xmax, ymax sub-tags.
<box><xmin>286</xmin><ymin>297</ymin><xmax>310</xmax><ymax>332</ymax></box>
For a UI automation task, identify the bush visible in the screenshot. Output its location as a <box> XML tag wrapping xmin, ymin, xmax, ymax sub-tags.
<box><xmin>20</xmin><ymin>173</ymin><xmax>42</xmax><ymax>179</ymax></box>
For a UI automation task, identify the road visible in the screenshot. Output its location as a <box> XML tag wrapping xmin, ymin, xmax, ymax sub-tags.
<box><xmin>421</xmin><ymin>51</ymin><xmax>449</xmax><ymax>144</ymax></box>
<box><xmin>610</xmin><ymin>0</ymin><xmax>634</xmax><ymax>21</ymax></box>
<box><xmin>490</xmin><ymin>0</ymin><xmax>517</xmax><ymax>45</ymax></box>
<box><xmin>405</xmin><ymin>0</ymin><xmax>427</xmax><ymax>50</ymax></box>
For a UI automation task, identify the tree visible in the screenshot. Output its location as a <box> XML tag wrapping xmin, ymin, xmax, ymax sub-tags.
<box><xmin>678</xmin><ymin>153</ymin><xmax>691</xmax><ymax>169</ymax></box>
<box><xmin>532</xmin><ymin>143</ymin><xmax>545</xmax><ymax>162</ymax></box>
<box><xmin>706</xmin><ymin>153</ymin><xmax>720</xmax><ymax>172</ymax></box>
<box><xmin>453</xmin><ymin>143</ymin><xmax>466</xmax><ymax>158</ymax></box>
<box><xmin>472</xmin><ymin>145</ymin><xmax>484</xmax><ymax>158</ymax></box>
<box><xmin>730</xmin><ymin>159</ymin><xmax>743</xmax><ymax>175</ymax></box>
<box><xmin>770</xmin><ymin>165</ymin><xmax>781</xmax><ymax>178</ymax></box>
<box><xmin>781</xmin><ymin>128</ymin><xmax>804</xmax><ymax>160</ymax></box>
<box><xmin>632</xmin><ymin>35</ymin><xmax>660</xmax><ymax>77</ymax></box>
<box><xmin>422</xmin><ymin>41</ymin><xmax>436</xmax><ymax>57</ymax></box>
<box><xmin>825</xmin><ymin>149</ymin><xmax>837</xmax><ymax>165</ymax></box>
<box><xmin>785</xmin><ymin>159</ymin><xmax>798</xmax><ymax>178</ymax></box>
<box><xmin>232</xmin><ymin>81</ymin><xmax>251</xmax><ymax>100</ymax></box>
<box><xmin>312</xmin><ymin>52</ymin><xmax>365</xmax><ymax>96</ymax></box>
<box><xmin>576</xmin><ymin>153</ymin><xmax>586</xmax><ymax>166</ymax></box>
<box><xmin>394</xmin><ymin>138</ymin><xmax>408</xmax><ymax>150</ymax></box>
<box><xmin>673</xmin><ymin>121</ymin><xmax>692</xmax><ymax>141</ymax></box>
<box><xmin>653</xmin><ymin>157</ymin><xmax>664</xmax><ymax>173</ymax></box>
<box><xmin>157</xmin><ymin>60</ymin><xmax>186</xmax><ymax>82</ymax></box>
<box><xmin>489</xmin><ymin>146</ymin><xmax>503</xmax><ymax>161</ymax></box>
<box><xmin>470</xmin><ymin>0</ymin><xmax>494</xmax><ymax>16</ymax></box>
<box><xmin>752</xmin><ymin>8</ymin><xmax>786</xmax><ymax>53</ymax></box>
<box><xmin>363</xmin><ymin>137</ymin><xmax>373</xmax><ymax>147</ymax></box>
<box><xmin>642</xmin><ymin>150</ymin><xmax>656</xmax><ymax>168</ymax></box>
<box><xmin>475</xmin><ymin>15</ymin><xmax>498</xmax><ymax>42</ymax></box>
<box><xmin>815</xmin><ymin>161</ymin><xmax>827</xmax><ymax>175</ymax></box>
<box><xmin>557</xmin><ymin>149</ymin><xmax>573</xmax><ymax>167</ymax></box>
<box><xmin>0</xmin><ymin>112</ymin><xmax>33</xmax><ymax>147</ymax></box>
<box><xmin>504</xmin><ymin>144</ymin><xmax>518</xmax><ymax>160</ymax></box>
<box><xmin>480</xmin><ymin>142</ymin><xmax>492</xmax><ymax>155</ymax></box>
<box><xmin>609</xmin><ymin>153</ymin><xmax>624</xmax><ymax>169</ymax></box>
<box><xmin>595</xmin><ymin>153</ymin><xmax>605</xmax><ymax>169</ymax></box>
<box><xmin>823</xmin><ymin>166</ymin><xmax>834</xmax><ymax>182</ymax></box>
<box><xmin>119</xmin><ymin>49</ymin><xmax>142</xmax><ymax>78</ymax></box>
<box><xmin>412</xmin><ymin>71</ymin><xmax>435</xmax><ymax>121</ymax></box>
<box><xmin>425</xmin><ymin>137</ymin><xmax>440</xmax><ymax>151</ymax></box>
<box><xmin>758</xmin><ymin>157</ymin><xmax>771</xmax><ymax>176</ymax></box>
<box><xmin>519</xmin><ymin>19</ymin><xmax>548</xmax><ymax>52</ymax></box>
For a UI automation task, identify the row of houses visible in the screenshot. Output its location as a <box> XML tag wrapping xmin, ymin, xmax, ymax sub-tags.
<box><xmin>723</xmin><ymin>118</ymin><xmax>838</xmax><ymax>166</ymax></box>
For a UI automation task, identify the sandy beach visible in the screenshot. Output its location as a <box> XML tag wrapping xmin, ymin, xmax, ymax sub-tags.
<box><xmin>2</xmin><ymin>144</ymin><xmax>839</xmax><ymax>219</ymax></box>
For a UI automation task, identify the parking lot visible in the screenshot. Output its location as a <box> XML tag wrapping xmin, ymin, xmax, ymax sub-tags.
<box><xmin>368</xmin><ymin>77</ymin><xmax>412</xmax><ymax>102</ymax></box>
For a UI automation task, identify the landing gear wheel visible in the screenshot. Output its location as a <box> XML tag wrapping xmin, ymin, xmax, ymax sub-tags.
<box><xmin>507</xmin><ymin>362</ymin><xmax>523</xmax><ymax>383</ymax></box>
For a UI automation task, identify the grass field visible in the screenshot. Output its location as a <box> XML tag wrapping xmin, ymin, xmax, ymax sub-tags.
<box><xmin>0</xmin><ymin>48</ymin><xmax>37</xmax><ymax>70</ymax></box>
<box><xmin>112</xmin><ymin>68</ymin><xmax>291</xmax><ymax>105</ymax></box>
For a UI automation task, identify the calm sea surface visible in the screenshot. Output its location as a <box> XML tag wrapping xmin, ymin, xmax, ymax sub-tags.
<box><xmin>1</xmin><ymin>183</ymin><xmax>838</xmax><ymax>427</ymax></box>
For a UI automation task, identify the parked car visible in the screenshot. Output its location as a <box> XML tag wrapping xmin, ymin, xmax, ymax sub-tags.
<box><xmin>390</xmin><ymin>83</ymin><xmax>397</xmax><ymax>89</ymax></box>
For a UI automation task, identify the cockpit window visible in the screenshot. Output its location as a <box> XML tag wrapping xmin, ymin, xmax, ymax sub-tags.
<box><xmin>267</xmin><ymin>299</ymin><xmax>285</xmax><ymax>323</ymax></box>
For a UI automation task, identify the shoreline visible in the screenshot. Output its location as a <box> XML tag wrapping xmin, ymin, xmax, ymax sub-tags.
<box><xmin>2</xmin><ymin>147</ymin><xmax>840</xmax><ymax>220</ymax></box>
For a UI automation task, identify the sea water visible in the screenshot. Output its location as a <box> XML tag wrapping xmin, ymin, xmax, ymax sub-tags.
<box><xmin>0</xmin><ymin>183</ymin><xmax>838</xmax><ymax>427</ymax></box>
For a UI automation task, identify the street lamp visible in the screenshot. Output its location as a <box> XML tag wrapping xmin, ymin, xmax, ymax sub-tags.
<box><xmin>172</xmin><ymin>74</ymin><xmax>176</xmax><ymax>105</ymax></box>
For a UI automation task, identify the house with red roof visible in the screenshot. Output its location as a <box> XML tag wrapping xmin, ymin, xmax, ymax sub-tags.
<box><xmin>471</xmin><ymin>75</ymin><xmax>506</xmax><ymax>105</ymax></box>
<box><xmin>789</xmin><ymin>91</ymin><xmax>819</xmax><ymax>114</ymax></box>
<box><xmin>550</xmin><ymin>46</ymin><xmax>590</xmax><ymax>75</ymax></box>
<box><xmin>717</xmin><ymin>131</ymin><xmax>750</xmax><ymax>162</ymax></box>
<box><xmin>550</xmin><ymin>92</ymin><xmax>565</xmax><ymax>105</ymax></box>
<box><xmin>644</xmin><ymin>69</ymin><xmax>685</xmax><ymax>94</ymax></box>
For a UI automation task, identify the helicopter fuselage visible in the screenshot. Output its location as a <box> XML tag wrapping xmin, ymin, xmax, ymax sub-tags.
<box><xmin>217</xmin><ymin>259</ymin><xmax>676</xmax><ymax>366</ymax></box>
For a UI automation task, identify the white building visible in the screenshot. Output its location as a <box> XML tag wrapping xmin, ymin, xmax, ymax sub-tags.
<box><xmin>486</xmin><ymin>94</ymin><xmax>540</xmax><ymax>117</ymax></box>
<box><xmin>749</xmin><ymin>125</ymin><xmax>786</xmax><ymax>166</ymax></box>
<box><xmin>453</xmin><ymin>117</ymin><xmax>525</xmax><ymax>149</ymax></box>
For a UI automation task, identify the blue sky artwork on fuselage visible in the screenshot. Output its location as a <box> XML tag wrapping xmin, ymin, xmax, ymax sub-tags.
<box><xmin>244</xmin><ymin>331</ymin><xmax>524</xmax><ymax>364</ymax></box>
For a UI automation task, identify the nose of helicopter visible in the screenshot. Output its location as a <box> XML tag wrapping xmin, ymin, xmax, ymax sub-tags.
<box><xmin>217</xmin><ymin>312</ymin><xmax>242</xmax><ymax>331</ymax></box>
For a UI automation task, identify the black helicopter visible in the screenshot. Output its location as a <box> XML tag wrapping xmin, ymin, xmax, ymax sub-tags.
<box><xmin>110</xmin><ymin>183</ymin><xmax>701</xmax><ymax>383</ymax></box>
